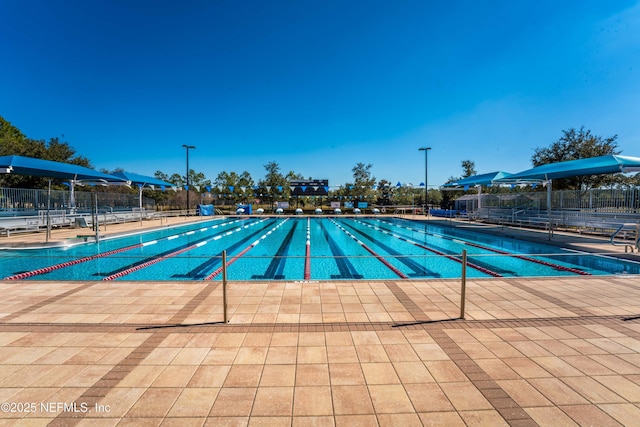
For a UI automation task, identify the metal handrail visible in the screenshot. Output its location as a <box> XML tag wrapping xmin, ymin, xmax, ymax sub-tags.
<box><xmin>610</xmin><ymin>223</ymin><xmax>639</xmax><ymax>253</ymax></box>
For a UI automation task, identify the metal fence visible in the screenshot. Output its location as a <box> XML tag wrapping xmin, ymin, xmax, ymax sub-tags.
<box><xmin>474</xmin><ymin>188</ymin><xmax>640</xmax><ymax>213</ymax></box>
<box><xmin>0</xmin><ymin>187</ymin><xmax>155</xmax><ymax>214</ymax></box>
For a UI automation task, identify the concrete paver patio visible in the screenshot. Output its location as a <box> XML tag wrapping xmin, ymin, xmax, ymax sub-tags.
<box><xmin>0</xmin><ymin>275</ymin><xmax>639</xmax><ymax>426</ymax></box>
<box><xmin>0</xmin><ymin>217</ymin><xmax>639</xmax><ymax>426</ymax></box>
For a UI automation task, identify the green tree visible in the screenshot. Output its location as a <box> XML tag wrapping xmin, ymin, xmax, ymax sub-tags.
<box><xmin>532</xmin><ymin>127</ymin><xmax>620</xmax><ymax>190</ymax></box>
<box><xmin>0</xmin><ymin>116</ymin><xmax>91</xmax><ymax>188</ymax></box>
<box><xmin>285</xmin><ymin>170</ymin><xmax>304</xmax><ymax>181</ymax></box>
<box><xmin>214</xmin><ymin>171</ymin><xmax>254</xmax><ymax>204</ymax></box>
<box><xmin>350</xmin><ymin>162</ymin><xmax>377</xmax><ymax>201</ymax></box>
<box><xmin>144</xmin><ymin>171</ymin><xmax>174</xmax><ymax>207</ymax></box>
<box><xmin>440</xmin><ymin>161</ymin><xmax>477</xmax><ymax>210</ymax></box>
<box><xmin>392</xmin><ymin>184</ymin><xmax>422</xmax><ymax>206</ymax></box>
<box><xmin>187</xmin><ymin>169</ymin><xmax>211</xmax><ymax>189</ymax></box>
<box><xmin>375</xmin><ymin>179</ymin><xmax>392</xmax><ymax>205</ymax></box>
<box><xmin>45</xmin><ymin>137</ymin><xmax>91</xmax><ymax>167</ymax></box>
<box><xmin>100</xmin><ymin>167</ymin><xmax>125</xmax><ymax>174</ymax></box>
<box><xmin>154</xmin><ymin>171</ymin><xmax>171</xmax><ymax>183</ymax></box>
<box><xmin>168</xmin><ymin>173</ymin><xmax>184</xmax><ymax>186</ymax></box>
<box><xmin>0</xmin><ymin>116</ymin><xmax>28</xmax><ymax>156</ymax></box>
<box><xmin>427</xmin><ymin>188</ymin><xmax>443</xmax><ymax>207</ymax></box>
<box><xmin>617</xmin><ymin>173</ymin><xmax>640</xmax><ymax>188</ymax></box>
<box><xmin>461</xmin><ymin>160</ymin><xmax>477</xmax><ymax>178</ymax></box>
<box><xmin>257</xmin><ymin>161</ymin><xmax>290</xmax><ymax>203</ymax></box>
<box><xmin>352</xmin><ymin>162</ymin><xmax>376</xmax><ymax>186</ymax></box>
<box><xmin>260</xmin><ymin>161</ymin><xmax>287</xmax><ymax>187</ymax></box>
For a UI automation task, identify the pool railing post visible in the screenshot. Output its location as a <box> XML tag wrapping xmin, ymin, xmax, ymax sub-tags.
<box><xmin>460</xmin><ymin>249</ymin><xmax>467</xmax><ymax>319</ymax></box>
<box><xmin>46</xmin><ymin>180</ymin><xmax>51</xmax><ymax>243</ymax></box>
<box><xmin>222</xmin><ymin>250</ymin><xmax>228</xmax><ymax>323</ymax></box>
<box><xmin>94</xmin><ymin>193</ymin><xmax>100</xmax><ymax>243</ymax></box>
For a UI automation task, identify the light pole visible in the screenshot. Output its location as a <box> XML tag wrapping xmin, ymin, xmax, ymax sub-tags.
<box><xmin>183</xmin><ymin>144</ymin><xmax>196</xmax><ymax>214</ymax></box>
<box><xmin>419</xmin><ymin>147</ymin><xmax>431</xmax><ymax>216</ymax></box>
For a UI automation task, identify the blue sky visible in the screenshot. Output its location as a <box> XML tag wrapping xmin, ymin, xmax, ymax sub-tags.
<box><xmin>1</xmin><ymin>0</ymin><xmax>639</xmax><ymax>188</ymax></box>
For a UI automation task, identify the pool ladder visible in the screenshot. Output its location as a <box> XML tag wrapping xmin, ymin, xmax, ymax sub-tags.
<box><xmin>610</xmin><ymin>223</ymin><xmax>640</xmax><ymax>253</ymax></box>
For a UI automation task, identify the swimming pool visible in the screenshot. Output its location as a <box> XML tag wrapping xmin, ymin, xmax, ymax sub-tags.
<box><xmin>1</xmin><ymin>217</ymin><xmax>639</xmax><ymax>281</ymax></box>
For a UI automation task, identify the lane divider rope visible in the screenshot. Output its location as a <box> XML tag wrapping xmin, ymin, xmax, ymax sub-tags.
<box><xmin>4</xmin><ymin>243</ymin><xmax>145</xmax><ymax>280</ymax></box>
<box><xmin>204</xmin><ymin>218</ymin><xmax>289</xmax><ymax>281</ymax></box>
<box><xmin>103</xmin><ymin>218</ymin><xmax>268</xmax><ymax>281</ymax></box>
<box><xmin>378</xmin><ymin>218</ymin><xmax>590</xmax><ymax>276</ymax></box>
<box><xmin>3</xmin><ymin>218</ymin><xmax>247</xmax><ymax>281</ymax></box>
<box><xmin>103</xmin><ymin>244</ymin><xmax>200</xmax><ymax>281</ymax></box>
<box><xmin>330</xmin><ymin>218</ymin><xmax>408</xmax><ymax>279</ymax></box>
<box><xmin>353</xmin><ymin>218</ymin><xmax>502</xmax><ymax>277</ymax></box>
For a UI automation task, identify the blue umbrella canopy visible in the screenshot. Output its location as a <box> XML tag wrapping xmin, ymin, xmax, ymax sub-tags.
<box><xmin>110</xmin><ymin>171</ymin><xmax>176</xmax><ymax>210</ymax></box>
<box><xmin>0</xmin><ymin>155</ymin><xmax>127</xmax><ymax>182</ymax></box>
<box><xmin>110</xmin><ymin>171</ymin><xmax>174</xmax><ymax>189</ymax></box>
<box><xmin>497</xmin><ymin>155</ymin><xmax>640</xmax><ymax>182</ymax></box>
<box><xmin>442</xmin><ymin>171</ymin><xmax>512</xmax><ymax>188</ymax></box>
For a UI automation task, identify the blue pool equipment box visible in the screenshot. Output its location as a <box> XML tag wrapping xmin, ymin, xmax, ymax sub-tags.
<box><xmin>237</xmin><ymin>204</ymin><xmax>252</xmax><ymax>215</ymax></box>
<box><xmin>196</xmin><ymin>204</ymin><xmax>214</xmax><ymax>216</ymax></box>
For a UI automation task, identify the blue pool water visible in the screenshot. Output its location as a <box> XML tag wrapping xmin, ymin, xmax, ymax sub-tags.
<box><xmin>1</xmin><ymin>217</ymin><xmax>639</xmax><ymax>281</ymax></box>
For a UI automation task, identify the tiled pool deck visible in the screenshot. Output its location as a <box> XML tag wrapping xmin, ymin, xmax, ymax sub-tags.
<box><xmin>0</xmin><ymin>218</ymin><xmax>639</xmax><ymax>426</ymax></box>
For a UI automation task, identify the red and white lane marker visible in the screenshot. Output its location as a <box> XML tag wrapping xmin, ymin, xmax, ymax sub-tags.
<box><xmin>375</xmin><ymin>218</ymin><xmax>589</xmax><ymax>276</ymax></box>
<box><xmin>102</xmin><ymin>242</ymin><xmax>206</xmax><ymax>281</ymax></box>
<box><xmin>352</xmin><ymin>218</ymin><xmax>502</xmax><ymax>277</ymax></box>
<box><xmin>103</xmin><ymin>218</ymin><xmax>269</xmax><ymax>281</ymax></box>
<box><xmin>3</xmin><ymin>218</ymin><xmax>248</xmax><ymax>281</ymax></box>
<box><xmin>463</xmin><ymin>241</ymin><xmax>591</xmax><ymax>275</ymax></box>
<box><xmin>4</xmin><ymin>243</ymin><xmax>146</xmax><ymax>280</ymax></box>
<box><xmin>329</xmin><ymin>219</ymin><xmax>408</xmax><ymax>279</ymax></box>
<box><xmin>304</xmin><ymin>218</ymin><xmax>311</xmax><ymax>280</ymax></box>
<box><xmin>204</xmin><ymin>218</ymin><xmax>289</xmax><ymax>281</ymax></box>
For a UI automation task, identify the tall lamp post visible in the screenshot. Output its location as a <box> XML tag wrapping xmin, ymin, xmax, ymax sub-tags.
<box><xmin>418</xmin><ymin>147</ymin><xmax>431</xmax><ymax>216</ymax></box>
<box><xmin>182</xmin><ymin>144</ymin><xmax>196</xmax><ymax>214</ymax></box>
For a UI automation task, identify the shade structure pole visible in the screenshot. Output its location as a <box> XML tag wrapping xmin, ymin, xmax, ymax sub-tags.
<box><xmin>547</xmin><ymin>179</ymin><xmax>552</xmax><ymax>240</ymax></box>
<box><xmin>94</xmin><ymin>193</ymin><xmax>100</xmax><ymax>242</ymax></box>
<box><xmin>139</xmin><ymin>185</ymin><xmax>143</xmax><ymax>225</ymax></box>
<box><xmin>70</xmin><ymin>179</ymin><xmax>76</xmax><ymax>213</ymax></box>
<box><xmin>419</xmin><ymin>147</ymin><xmax>431</xmax><ymax>216</ymax></box>
<box><xmin>182</xmin><ymin>145</ymin><xmax>196</xmax><ymax>215</ymax></box>
<box><xmin>46</xmin><ymin>180</ymin><xmax>51</xmax><ymax>242</ymax></box>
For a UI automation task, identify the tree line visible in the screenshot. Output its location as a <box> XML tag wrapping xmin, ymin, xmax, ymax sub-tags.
<box><xmin>1</xmin><ymin>115</ymin><xmax>638</xmax><ymax>209</ymax></box>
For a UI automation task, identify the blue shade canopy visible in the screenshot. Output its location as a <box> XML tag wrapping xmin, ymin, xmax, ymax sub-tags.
<box><xmin>442</xmin><ymin>171</ymin><xmax>512</xmax><ymax>188</ymax></box>
<box><xmin>0</xmin><ymin>155</ymin><xmax>127</xmax><ymax>182</ymax></box>
<box><xmin>110</xmin><ymin>171</ymin><xmax>174</xmax><ymax>188</ymax></box>
<box><xmin>497</xmin><ymin>155</ymin><xmax>640</xmax><ymax>182</ymax></box>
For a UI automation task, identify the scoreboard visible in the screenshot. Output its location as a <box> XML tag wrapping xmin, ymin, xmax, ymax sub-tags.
<box><xmin>290</xmin><ymin>179</ymin><xmax>329</xmax><ymax>196</ymax></box>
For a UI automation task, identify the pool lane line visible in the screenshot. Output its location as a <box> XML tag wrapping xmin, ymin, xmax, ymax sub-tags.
<box><xmin>304</xmin><ymin>218</ymin><xmax>311</xmax><ymax>280</ymax></box>
<box><xmin>105</xmin><ymin>217</ymin><xmax>269</xmax><ymax>281</ymax></box>
<box><xmin>319</xmin><ymin>219</ymin><xmax>363</xmax><ymax>279</ymax></box>
<box><xmin>338</xmin><ymin>219</ymin><xmax>434</xmax><ymax>277</ymax></box>
<box><xmin>3</xmin><ymin>217</ymin><xmax>249</xmax><ymax>281</ymax></box>
<box><xmin>178</xmin><ymin>217</ymin><xmax>278</xmax><ymax>280</ymax></box>
<box><xmin>3</xmin><ymin>244</ymin><xmax>145</xmax><ymax>281</ymax></box>
<box><xmin>353</xmin><ymin>218</ymin><xmax>502</xmax><ymax>278</ymax></box>
<box><xmin>252</xmin><ymin>220</ymin><xmax>299</xmax><ymax>279</ymax></box>
<box><xmin>376</xmin><ymin>218</ymin><xmax>590</xmax><ymax>276</ymax></box>
<box><xmin>103</xmin><ymin>244</ymin><xmax>204</xmax><ymax>281</ymax></box>
<box><xmin>102</xmin><ymin>218</ymin><xmax>269</xmax><ymax>281</ymax></box>
<box><xmin>463</xmin><ymin>241</ymin><xmax>592</xmax><ymax>275</ymax></box>
<box><xmin>204</xmin><ymin>218</ymin><xmax>290</xmax><ymax>281</ymax></box>
<box><xmin>1</xmin><ymin>218</ymin><xmax>252</xmax><ymax>281</ymax></box>
<box><xmin>179</xmin><ymin>219</ymin><xmax>279</xmax><ymax>279</ymax></box>
<box><xmin>329</xmin><ymin>218</ymin><xmax>408</xmax><ymax>279</ymax></box>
